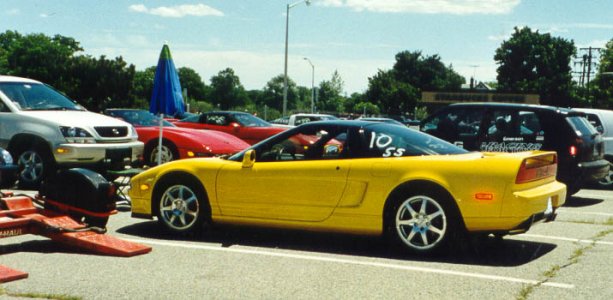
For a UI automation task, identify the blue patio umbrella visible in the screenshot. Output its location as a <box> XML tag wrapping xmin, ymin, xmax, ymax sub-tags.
<box><xmin>150</xmin><ymin>43</ymin><xmax>185</xmax><ymax>165</ymax></box>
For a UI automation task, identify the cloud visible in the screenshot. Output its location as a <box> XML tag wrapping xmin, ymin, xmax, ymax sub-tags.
<box><xmin>317</xmin><ymin>0</ymin><xmax>520</xmax><ymax>15</ymax></box>
<box><xmin>128</xmin><ymin>3</ymin><xmax>224</xmax><ymax>18</ymax></box>
<box><xmin>6</xmin><ymin>9</ymin><xmax>20</xmax><ymax>15</ymax></box>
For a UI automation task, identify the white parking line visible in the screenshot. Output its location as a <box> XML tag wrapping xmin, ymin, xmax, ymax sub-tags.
<box><xmin>124</xmin><ymin>238</ymin><xmax>574</xmax><ymax>289</ymax></box>
<box><xmin>521</xmin><ymin>234</ymin><xmax>613</xmax><ymax>246</ymax></box>
<box><xmin>557</xmin><ymin>209</ymin><xmax>613</xmax><ymax>217</ymax></box>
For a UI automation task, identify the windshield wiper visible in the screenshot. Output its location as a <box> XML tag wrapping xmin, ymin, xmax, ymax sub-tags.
<box><xmin>25</xmin><ymin>106</ymin><xmax>80</xmax><ymax>111</ymax></box>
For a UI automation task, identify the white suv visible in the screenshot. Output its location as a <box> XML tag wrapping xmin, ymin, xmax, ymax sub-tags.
<box><xmin>0</xmin><ymin>75</ymin><xmax>144</xmax><ymax>188</ymax></box>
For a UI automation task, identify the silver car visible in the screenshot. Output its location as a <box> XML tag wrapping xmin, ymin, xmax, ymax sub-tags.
<box><xmin>574</xmin><ymin>108</ymin><xmax>613</xmax><ymax>188</ymax></box>
<box><xmin>0</xmin><ymin>75</ymin><xmax>143</xmax><ymax>189</ymax></box>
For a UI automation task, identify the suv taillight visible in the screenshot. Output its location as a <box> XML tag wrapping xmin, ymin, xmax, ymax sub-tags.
<box><xmin>569</xmin><ymin>145</ymin><xmax>577</xmax><ymax>156</ymax></box>
<box><xmin>516</xmin><ymin>153</ymin><xmax>558</xmax><ymax>184</ymax></box>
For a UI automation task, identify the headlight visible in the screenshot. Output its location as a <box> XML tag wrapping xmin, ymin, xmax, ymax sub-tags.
<box><xmin>60</xmin><ymin>126</ymin><xmax>96</xmax><ymax>144</ymax></box>
<box><xmin>130</xmin><ymin>125</ymin><xmax>139</xmax><ymax>139</ymax></box>
<box><xmin>1</xmin><ymin>149</ymin><xmax>13</xmax><ymax>164</ymax></box>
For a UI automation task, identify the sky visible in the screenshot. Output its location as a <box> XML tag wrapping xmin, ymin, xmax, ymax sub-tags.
<box><xmin>1</xmin><ymin>0</ymin><xmax>612</xmax><ymax>95</ymax></box>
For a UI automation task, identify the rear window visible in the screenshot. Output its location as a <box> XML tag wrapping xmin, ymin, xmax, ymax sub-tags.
<box><xmin>567</xmin><ymin>116</ymin><xmax>598</xmax><ymax>137</ymax></box>
<box><xmin>357</xmin><ymin>123</ymin><xmax>468</xmax><ymax>158</ymax></box>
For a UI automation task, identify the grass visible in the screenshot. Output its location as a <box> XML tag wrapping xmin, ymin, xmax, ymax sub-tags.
<box><xmin>515</xmin><ymin>228</ymin><xmax>612</xmax><ymax>299</ymax></box>
<box><xmin>0</xmin><ymin>287</ymin><xmax>81</xmax><ymax>300</ymax></box>
<box><xmin>561</xmin><ymin>217</ymin><xmax>613</xmax><ymax>226</ymax></box>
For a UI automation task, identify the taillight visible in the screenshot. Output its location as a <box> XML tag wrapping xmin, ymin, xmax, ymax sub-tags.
<box><xmin>569</xmin><ymin>145</ymin><xmax>577</xmax><ymax>156</ymax></box>
<box><xmin>516</xmin><ymin>153</ymin><xmax>558</xmax><ymax>184</ymax></box>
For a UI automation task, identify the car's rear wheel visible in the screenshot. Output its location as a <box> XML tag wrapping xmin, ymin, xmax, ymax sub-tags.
<box><xmin>597</xmin><ymin>163</ymin><xmax>613</xmax><ymax>189</ymax></box>
<box><xmin>155</xmin><ymin>175</ymin><xmax>209</xmax><ymax>235</ymax></box>
<box><xmin>386</xmin><ymin>190</ymin><xmax>461</xmax><ymax>254</ymax></box>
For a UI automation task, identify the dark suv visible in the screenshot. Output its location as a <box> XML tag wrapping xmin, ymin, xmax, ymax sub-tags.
<box><xmin>421</xmin><ymin>103</ymin><xmax>609</xmax><ymax>195</ymax></box>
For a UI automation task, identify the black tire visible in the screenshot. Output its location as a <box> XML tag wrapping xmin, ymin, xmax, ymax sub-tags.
<box><xmin>385</xmin><ymin>189</ymin><xmax>463</xmax><ymax>255</ymax></box>
<box><xmin>154</xmin><ymin>174</ymin><xmax>209</xmax><ymax>235</ymax></box>
<box><xmin>596</xmin><ymin>163</ymin><xmax>613</xmax><ymax>189</ymax></box>
<box><xmin>145</xmin><ymin>141</ymin><xmax>179</xmax><ymax>166</ymax></box>
<box><xmin>0</xmin><ymin>173</ymin><xmax>17</xmax><ymax>189</ymax></box>
<box><xmin>566</xmin><ymin>183</ymin><xmax>580</xmax><ymax>197</ymax></box>
<box><xmin>16</xmin><ymin>145</ymin><xmax>56</xmax><ymax>190</ymax></box>
<box><xmin>84</xmin><ymin>216</ymin><xmax>109</xmax><ymax>229</ymax></box>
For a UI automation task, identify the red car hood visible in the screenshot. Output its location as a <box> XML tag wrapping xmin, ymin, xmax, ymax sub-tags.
<box><xmin>144</xmin><ymin>126</ymin><xmax>250</xmax><ymax>154</ymax></box>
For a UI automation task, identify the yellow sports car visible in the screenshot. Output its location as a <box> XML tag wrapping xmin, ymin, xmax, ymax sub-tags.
<box><xmin>129</xmin><ymin>120</ymin><xmax>566</xmax><ymax>254</ymax></box>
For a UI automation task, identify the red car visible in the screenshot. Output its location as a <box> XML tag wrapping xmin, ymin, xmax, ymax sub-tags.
<box><xmin>173</xmin><ymin>111</ymin><xmax>287</xmax><ymax>145</ymax></box>
<box><xmin>105</xmin><ymin>109</ymin><xmax>249</xmax><ymax>165</ymax></box>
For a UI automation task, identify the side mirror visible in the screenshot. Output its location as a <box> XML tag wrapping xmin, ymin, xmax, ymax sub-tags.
<box><xmin>242</xmin><ymin>149</ymin><xmax>256</xmax><ymax>168</ymax></box>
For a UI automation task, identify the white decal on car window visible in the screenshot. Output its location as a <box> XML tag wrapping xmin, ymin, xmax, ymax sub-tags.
<box><xmin>480</xmin><ymin>142</ymin><xmax>543</xmax><ymax>152</ymax></box>
<box><xmin>369</xmin><ymin>132</ymin><xmax>393</xmax><ymax>148</ymax></box>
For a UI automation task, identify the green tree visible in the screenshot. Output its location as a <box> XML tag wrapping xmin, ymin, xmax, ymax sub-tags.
<box><xmin>209</xmin><ymin>68</ymin><xmax>248</xmax><ymax>110</ymax></box>
<box><xmin>393</xmin><ymin>51</ymin><xmax>463</xmax><ymax>91</ymax></box>
<box><xmin>365</xmin><ymin>51</ymin><xmax>464</xmax><ymax>116</ymax></box>
<box><xmin>0</xmin><ymin>31</ymin><xmax>82</xmax><ymax>92</ymax></box>
<box><xmin>69</xmin><ymin>55</ymin><xmax>136</xmax><ymax>111</ymax></box>
<box><xmin>178</xmin><ymin>67</ymin><xmax>207</xmax><ymax>101</ymax></box>
<box><xmin>261</xmin><ymin>74</ymin><xmax>299</xmax><ymax>112</ymax></box>
<box><xmin>366</xmin><ymin>69</ymin><xmax>419</xmax><ymax>116</ymax></box>
<box><xmin>133</xmin><ymin>66</ymin><xmax>157</xmax><ymax>104</ymax></box>
<box><xmin>317</xmin><ymin>70</ymin><xmax>345</xmax><ymax>113</ymax></box>
<box><xmin>494</xmin><ymin>26</ymin><xmax>576</xmax><ymax>107</ymax></box>
<box><xmin>592</xmin><ymin>39</ymin><xmax>613</xmax><ymax>109</ymax></box>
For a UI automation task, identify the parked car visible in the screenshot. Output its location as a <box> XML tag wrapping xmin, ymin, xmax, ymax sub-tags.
<box><xmin>421</xmin><ymin>102</ymin><xmax>609</xmax><ymax>195</ymax></box>
<box><xmin>129</xmin><ymin>120</ymin><xmax>566</xmax><ymax>255</ymax></box>
<box><xmin>172</xmin><ymin>111</ymin><xmax>287</xmax><ymax>145</ymax></box>
<box><xmin>0</xmin><ymin>76</ymin><xmax>144</xmax><ymax>188</ymax></box>
<box><xmin>105</xmin><ymin>109</ymin><xmax>250</xmax><ymax>165</ymax></box>
<box><xmin>357</xmin><ymin>117</ymin><xmax>406</xmax><ymax>126</ymax></box>
<box><xmin>0</xmin><ymin>147</ymin><xmax>18</xmax><ymax>188</ymax></box>
<box><xmin>573</xmin><ymin>108</ymin><xmax>613</xmax><ymax>188</ymax></box>
<box><xmin>270</xmin><ymin>113</ymin><xmax>339</xmax><ymax>127</ymax></box>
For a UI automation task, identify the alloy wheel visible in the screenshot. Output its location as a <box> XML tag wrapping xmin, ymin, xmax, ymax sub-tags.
<box><xmin>159</xmin><ymin>184</ymin><xmax>200</xmax><ymax>231</ymax></box>
<box><xmin>395</xmin><ymin>195</ymin><xmax>447</xmax><ymax>251</ymax></box>
<box><xmin>18</xmin><ymin>150</ymin><xmax>44</xmax><ymax>183</ymax></box>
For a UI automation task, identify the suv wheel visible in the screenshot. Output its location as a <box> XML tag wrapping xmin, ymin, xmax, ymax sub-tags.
<box><xmin>597</xmin><ymin>163</ymin><xmax>613</xmax><ymax>189</ymax></box>
<box><xmin>16</xmin><ymin>146</ymin><xmax>55</xmax><ymax>189</ymax></box>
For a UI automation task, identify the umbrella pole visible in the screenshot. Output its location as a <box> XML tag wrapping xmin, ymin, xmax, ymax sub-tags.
<box><xmin>157</xmin><ymin>113</ymin><xmax>164</xmax><ymax>165</ymax></box>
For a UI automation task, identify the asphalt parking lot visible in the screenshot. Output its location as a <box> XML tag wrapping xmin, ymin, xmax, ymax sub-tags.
<box><xmin>1</xmin><ymin>188</ymin><xmax>611</xmax><ymax>299</ymax></box>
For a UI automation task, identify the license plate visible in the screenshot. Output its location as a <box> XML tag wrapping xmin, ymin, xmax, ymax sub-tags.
<box><xmin>105</xmin><ymin>148</ymin><xmax>132</xmax><ymax>162</ymax></box>
<box><xmin>544</xmin><ymin>197</ymin><xmax>553</xmax><ymax>216</ymax></box>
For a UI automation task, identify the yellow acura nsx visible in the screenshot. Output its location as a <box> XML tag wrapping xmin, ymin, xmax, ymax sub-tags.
<box><xmin>129</xmin><ymin>120</ymin><xmax>566</xmax><ymax>254</ymax></box>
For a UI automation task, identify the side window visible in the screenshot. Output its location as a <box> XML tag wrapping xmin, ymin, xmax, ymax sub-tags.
<box><xmin>585</xmin><ymin>113</ymin><xmax>604</xmax><ymax>134</ymax></box>
<box><xmin>485</xmin><ymin>110</ymin><xmax>514</xmax><ymax>142</ymax></box>
<box><xmin>355</xmin><ymin>127</ymin><xmax>413</xmax><ymax>158</ymax></box>
<box><xmin>422</xmin><ymin>108</ymin><xmax>484</xmax><ymax>143</ymax></box>
<box><xmin>0</xmin><ymin>99</ymin><xmax>8</xmax><ymax>112</ymax></box>
<box><xmin>258</xmin><ymin>128</ymin><xmax>347</xmax><ymax>162</ymax></box>
<box><xmin>519</xmin><ymin>111</ymin><xmax>545</xmax><ymax>142</ymax></box>
<box><xmin>207</xmin><ymin>115</ymin><xmax>228</xmax><ymax>126</ymax></box>
<box><xmin>481</xmin><ymin>110</ymin><xmax>544</xmax><ymax>152</ymax></box>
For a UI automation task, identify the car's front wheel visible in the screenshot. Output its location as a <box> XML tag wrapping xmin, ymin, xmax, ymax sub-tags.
<box><xmin>155</xmin><ymin>175</ymin><xmax>209</xmax><ymax>235</ymax></box>
<box><xmin>16</xmin><ymin>146</ymin><xmax>55</xmax><ymax>189</ymax></box>
<box><xmin>386</xmin><ymin>190</ymin><xmax>461</xmax><ymax>254</ymax></box>
<box><xmin>146</xmin><ymin>141</ymin><xmax>178</xmax><ymax>166</ymax></box>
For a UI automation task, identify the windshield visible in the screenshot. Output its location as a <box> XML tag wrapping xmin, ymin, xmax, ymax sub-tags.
<box><xmin>107</xmin><ymin>110</ymin><xmax>175</xmax><ymax>127</ymax></box>
<box><xmin>567</xmin><ymin>116</ymin><xmax>598</xmax><ymax>137</ymax></box>
<box><xmin>0</xmin><ymin>82</ymin><xmax>83</xmax><ymax>111</ymax></box>
<box><xmin>234</xmin><ymin>113</ymin><xmax>271</xmax><ymax>127</ymax></box>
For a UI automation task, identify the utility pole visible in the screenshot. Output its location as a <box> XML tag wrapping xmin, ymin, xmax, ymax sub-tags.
<box><xmin>577</xmin><ymin>47</ymin><xmax>601</xmax><ymax>104</ymax></box>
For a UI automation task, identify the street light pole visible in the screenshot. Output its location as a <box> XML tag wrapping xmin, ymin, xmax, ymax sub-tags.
<box><xmin>303</xmin><ymin>57</ymin><xmax>315</xmax><ymax>113</ymax></box>
<box><xmin>283</xmin><ymin>0</ymin><xmax>310</xmax><ymax>117</ymax></box>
